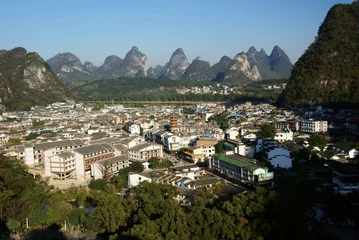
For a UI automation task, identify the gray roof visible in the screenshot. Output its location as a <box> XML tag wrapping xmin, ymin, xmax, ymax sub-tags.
<box><xmin>90</xmin><ymin>138</ymin><xmax>123</xmax><ymax>145</ymax></box>
<box><xmin>74</xmin><ymin>144</ymin><xmax>113</xmax><ymax>155</ymax></box>
<box><xmin>174</xmin><ymin>164</ymin><xmax>199</xmax><ymax>171</ymax></box>
<box><xmin>97</xmin><ymin>156</ymin><xmax>130</xmax><ymax>166</ymax></box>
<box><xmin>16</xmin><ymin>145</ymin><xmax>25</xmax><ymax>152</ymax></box>
<box><xmin>192</xmin><ymin>177</ymin><xmax>220</xmax><ymax>187</ymax></box>
<box><xmin>334</xmin><ymin>175</ymin><xmax>359</xmax><ymax>184</ymax></box>
<box><xmin>130</xmin><ymin>143</ymin><xmax>161</xmax><ymax>151</ymax></box>
<box><xmin>34</xmin><ymin>139</ymin><xmax>84</xmax><ymax>150</ymax></box>
<box><xmin>120</xmin><ymin>136</ymin><xmax>138</xmax><ymax>145</ymax></box>
<box><xmin>334</xmin><ymin>142</ymin><xmax>355</xmax><ymax>152</ymax></box>
<box><xmin>57</xmin><ymin>151</ymin><xmax>75</xmax><ymax>158</ymax></box>
<box><xmin>23</xmin><ymin>142</ymin><xmax>34</xmax><ymax>148</ymax></box>
<box><xmin>112</xmin><ymin>144</ymin><xmax>128</xmax><ymax>151</ymax></box>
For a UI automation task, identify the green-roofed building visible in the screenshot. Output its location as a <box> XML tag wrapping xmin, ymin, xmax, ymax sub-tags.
<box><xmin>210</xmin><ymin>153</ymin><xmax>274</xmax><ymax>186</ymax></box>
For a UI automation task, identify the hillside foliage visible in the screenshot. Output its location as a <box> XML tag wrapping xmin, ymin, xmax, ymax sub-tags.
<box><xmin>279</xmin><ymin>1</ymin><xmax>359</xmax><ymax>107</ymax></box>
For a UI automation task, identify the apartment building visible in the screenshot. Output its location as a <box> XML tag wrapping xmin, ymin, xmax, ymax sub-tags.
<box><xmin>163</xmin><ymin>134</ymin><xmax>181</xmax><ymax>153</ymax></box>
<box><xmin>299</xmin><ymin>120</ymin><xmax>328</xmax><ymax>133</ymax></box>
<box><xmin>45</xmin><ymin>152</ymin><xmax>76</xmax><ymax>179</ymax></box>
<box><xmin>16</xmin><ymin>139</ymin><xmax>85</xmax><ymax>166</ymax></box>
<box><xmin>209</xmin><ymin>154</ymin><xmax>274</xmax><ymax>186</ymax></box>
<box><xmin>274</xmin><ymin>128</ymin><xmax>293</xmax><ymax>142</ymax></box>
<box><xmin>74</xmin><ymin>144</ymin><xmax>115</xmax><ymax>181</ymax></box>
<box><xmin>93</xmin><ymin>156</ymin><xmax>130</xmax><ymax>179</ymax></box>
<box><xmin>129</xmin><ymin>143</ymin><xmax>163</xmax><ymax>161</ymax></box>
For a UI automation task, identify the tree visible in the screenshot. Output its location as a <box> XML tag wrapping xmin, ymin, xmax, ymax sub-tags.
<box><xmin>93</xmin><ymin>102</ymin><xmax>105</xmax><ymax>111</ymax></box>
<box><xmin>258</xmin><ymin>123</ymin><xmax>276</xmax><ymax>139</ymax></box>
<box><xmin>129</xmin><ymin>162</ymin><xmax>144</xmax><ymax>173</ymax></box>
<box><xmin>7</xmin><ymin>138</ymin><xmax>21</xmax><ymax>144</ymax></box>
<box><xmin>0</xmin><ymin>182</ymin><xmax>14</xmax><ymax>222</ymax></box>
<box><xmin>25</xmin><ymin>132</ymin><xmax>40</xmax><ymax>141</ymax></box>
<box><xmin>148</xmin><ymin>158</ymin><xmax>173</xmax><ymax>169</ymax></box>
<box><xmin>32</xmin><ymin>120</ymin><xmax>45</xmax><ymax>126</ymax></box>
<box><xmin>297</xmin><ymin>148</ymin><xmax>311</xmax><ymax>161</ymax></box>
<box><xmin>86</xmin><ymin>184</ymin><xmax>126</xmax><ymax>233</ymax></box>
<box><xmin>89</xmin><ymin>179</ymin><xmax>107</xmax><ymax>190</ymax></box>
<box><xmin>215</xmin><ymin>140</ymin><xmax>225</xmax><ymax>154</ymax></box>
<box><xmin>6</xmin><ymin>218</ymin><xmax>21</xmax><ymax>232</ymax></box>
<box><xmin>182</xmin><ymin>107</ymin><xmax>196</xmax><ymax>114</ymax></box>
<box><xmin>308</xmin><ymin>134</ymin><xmax>327</xmax><ymax>150</ymax></box>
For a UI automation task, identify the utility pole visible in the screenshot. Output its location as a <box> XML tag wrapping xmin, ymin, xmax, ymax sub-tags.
<box><xmin>25</xmin><ymin>218</ymin><xmax>29</xmax><ymax>231</ymax></box>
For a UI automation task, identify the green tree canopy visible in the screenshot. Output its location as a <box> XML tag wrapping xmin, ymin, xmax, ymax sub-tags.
<box><xmin>308</xmin><ymin>134</ymin><xmax>327</xmax><ymax>150</ymax></box>
<box><xmin>258</xmin><ymin>123</ymin><xmax>276</xmax><ymax>139</ymax></box>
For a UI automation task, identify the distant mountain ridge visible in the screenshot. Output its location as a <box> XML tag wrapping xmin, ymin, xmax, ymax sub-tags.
<box><xmin>0</xmin><ymin>47</ymin><xmax>75</xmax><ymax>110</ymax></box>
<box><xmin>46</xmin><ymin>45</ymin><xmax>292</xmax><ymax>83</ymax></box>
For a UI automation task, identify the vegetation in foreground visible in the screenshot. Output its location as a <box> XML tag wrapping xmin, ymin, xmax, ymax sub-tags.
<box><xmin>0</xmin><ymin>154</ymin><xmax>357</xmax><ymax>240</ymax></box>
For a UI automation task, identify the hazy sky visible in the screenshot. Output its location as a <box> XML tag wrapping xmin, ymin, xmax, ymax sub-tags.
<box><xmin>0</xmin><ymin>0</ymin><xmax>354</xmax><ymax>67</ymax></box>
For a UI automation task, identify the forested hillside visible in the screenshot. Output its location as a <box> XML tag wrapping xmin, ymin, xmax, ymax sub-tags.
<box><xmin>279</xmin><ymin>1</ymin><xmax>359</xmax><ymax>107</ymax></box>
<box><xmin>0</xmin><ymin>155</ymin><xmax>347</xmax><ymax>240</ymax></box>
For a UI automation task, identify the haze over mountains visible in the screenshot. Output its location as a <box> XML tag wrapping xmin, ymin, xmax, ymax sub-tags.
<box><xmin>46</xmin><ymin>46</ymin><xmax>293</xmax><ymax>83</ymax></box>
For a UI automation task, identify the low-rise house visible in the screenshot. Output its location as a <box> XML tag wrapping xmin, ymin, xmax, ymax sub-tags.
<box><xmin>183</xmin><ymin>146</ymin><xmax>214</xmax><ymax>163</ymax></box>
<box><xmin>242</xmin><ymin>133</ymin><xmax>257</xmax><ymax>141</ymax></box>
<box><xmin>333</xmin><ymin>176</ymin><xmax>359</xmax><ymax>195</ymax></box>
<box><xmin>274</xmin><ymin>128</ymin><xmax>293</xmax><ymax>142</ymax></box>
<box><xmin>186</xmin><ymin>177</ymin><xmax>221</xmax><ymax>190</ymax></box>
<box><xmin>0</xmin><ymin>134</ymin><xmax>9</xmax><ymax>144</ymax></box>
<box><xmin>226</xmin><ymin>127</ymin><xmax>240</xmax><ymax>140</ymax></box>
<box><xmin>128</xmin><ymin>172</ymin><xmax>153</xmax><ymax>187</ymax></box>
<box><xmin>163</xmin><ymin>134</ymin><xmax>181</xmax><ymax>153</ymax></box>
<box><xmin>124</xmin><ymin>121</ymin><xmax>140</xmax><ymax>135</ymax></box>
<box><xmin>332</xmin><ymin>143</ymin><xmax>358</xmax><ymax>159</ymax></box>
<box><xmin>223</xmin><ymin>139</ymin><xmax>255</xmax><ymax>158</ymax></box>
<box><xmin>195</xmin><ymin>137</ymin><xmax>218</xmax><ymax>148</ymax></box>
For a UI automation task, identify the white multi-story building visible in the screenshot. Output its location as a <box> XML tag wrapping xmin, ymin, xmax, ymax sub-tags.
<box><xmin>274</xmin><ymin>128</ymin><xmax>293</xmax><ymax>142</ymax></box>
<box><xmin>16</xmin><ymin>139</ymin><xmax>85</xmax><ymax>166</ymax></box>
<box><xmin>128</xmin><ymin>172</ymin><xmax>152</xmax><ymax>187</ymax></box>
<box><xmin>45</xmin><ymin>152</ymin><xmax>76</xmax><ymax>179</ymax></box>
<box><xmin>163</xmin><ymin>134</ymin><xmax>181</xmax><ymax>153</ymax></box>
<box><xmin>0</xmin><ymin>134</ymin><xmax>9</xmax><ymax>144</ymax></box>
<box><xmin>124</xmin><ymin>122</ymin><xmax>140</xmax><ymax>135</ymax></box>
<box><xmin>93</xmin><ymin>156</ymin><xmax>130</xmax><ymax>179</ymax></box>
<box><xmin>299</xmin><ymin>120</ymin><xmax>328</xmax><ymax>133</ymax></box>
<box><xmin>129</xmin><ymin>143</ymin><xmax>163</xmax><ymax>161</ymax></box>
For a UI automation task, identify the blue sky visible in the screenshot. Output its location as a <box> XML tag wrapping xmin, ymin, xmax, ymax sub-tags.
<box><xmin>0</xmin><ymin>0</ymin><xmax>354</xmax><ymax>67</ymax></box>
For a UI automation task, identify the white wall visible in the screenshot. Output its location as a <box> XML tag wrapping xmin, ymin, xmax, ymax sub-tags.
<box><xmin>267</xmin><ymin>147</ymin><xmax>292</xmax><ymax>169</ymax></box>
<box><xmin>128</xmin><ymin>173</ymin><xmax>151</xmax><ymax>187</ymax></box>
<box><xmin>75</xmin><ymin>152</ymin><xmax>85</xmax><ymax>180</ymax></box>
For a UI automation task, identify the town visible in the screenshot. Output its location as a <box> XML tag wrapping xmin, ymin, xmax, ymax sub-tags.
<box><xmin>0</xmin><ymin>101</ymin><xmax>358</xmax><ymax>195</ymax></box>
<box><xmin>1</xmin><ymin>100</ymin><xmax>359</xmax><ymax>238</ymax></box>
